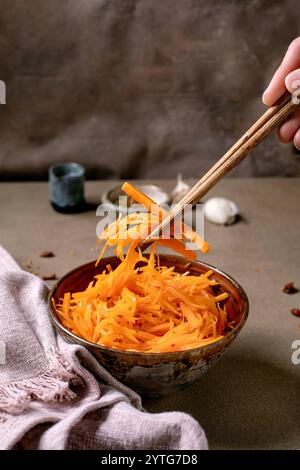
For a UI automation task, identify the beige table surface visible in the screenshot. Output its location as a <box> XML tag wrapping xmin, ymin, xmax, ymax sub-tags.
<box><xmin>1</xmin><ymin>178</ymin><xmax>300</xmax><ymax>449</ymax></box>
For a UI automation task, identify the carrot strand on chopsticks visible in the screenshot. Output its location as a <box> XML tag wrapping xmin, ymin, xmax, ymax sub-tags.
<box><xmin>122</xmin><ymin>182</ymin><xmax>210</xmax><ymax>253</ymax></box>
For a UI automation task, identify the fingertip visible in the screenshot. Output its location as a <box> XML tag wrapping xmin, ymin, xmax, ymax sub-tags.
<box><xmin>277</xmin><ymin>124</ymin><xmax>293</xmax><ymax>143</ymax></box>
<box><xmin>262</xmin><ymin>88</ymin><xmax>272</xmax><ymax>106</ymax></box>
<box><xmin>277</xmin><ymin>108</ymin><xmax>300</xmax><ymax>144</ymax></box>
<box><xmin>262</xmin><ymin>85</ymin><xmax>283</xmax><ymax>107</ymax></box>
<box><xmin>294</xmin><ymin>130</ymin><xmax>300</xmax><ymax>150</ymax></box>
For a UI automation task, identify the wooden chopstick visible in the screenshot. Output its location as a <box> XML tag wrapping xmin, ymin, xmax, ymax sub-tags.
<box><xmin>142</xmin><ymin>92</ymin><xmax>298</xmax><ymax>244</ymax></box>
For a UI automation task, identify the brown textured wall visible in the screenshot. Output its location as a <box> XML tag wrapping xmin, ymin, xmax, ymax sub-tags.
<box><xmin>0</xmin><ymin>0</ymin><xmax>299</xmax><ymax>180</ymax></box>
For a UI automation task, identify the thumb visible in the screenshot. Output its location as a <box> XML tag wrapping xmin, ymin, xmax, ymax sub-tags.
<box><xmin>285</xmin><ymin>68</ymin><xmax>300</xmax><ymax>94</ymax></box>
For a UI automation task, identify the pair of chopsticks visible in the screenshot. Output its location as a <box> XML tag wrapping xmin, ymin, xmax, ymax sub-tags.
<box><xmin>142</xmin><ymin>92</ymin><xmax>298</xmax><ymax>244</ymax></box>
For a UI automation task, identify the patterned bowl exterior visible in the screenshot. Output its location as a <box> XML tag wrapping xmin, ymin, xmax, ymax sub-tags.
<box><xmin>49</xmin><ymin>255</ymin><xmax>249</xmax><ymax>397</ymax></box>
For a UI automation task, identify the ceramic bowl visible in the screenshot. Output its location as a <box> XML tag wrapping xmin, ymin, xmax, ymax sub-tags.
<box><xmin>48</xmin><ymin>255</ymin><xmax>249</xmax><ymax>397</ymax></box>
<box><xmin>101</xmin><ymin>184</ymin><xmax>170</xmax><ymax>215</ymax></box>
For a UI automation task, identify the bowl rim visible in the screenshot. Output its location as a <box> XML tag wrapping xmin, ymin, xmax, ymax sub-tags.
<box><xmin>48</xmin><ymin>255</ymin><xmax>249</xmax><ymax>358</ymax></box>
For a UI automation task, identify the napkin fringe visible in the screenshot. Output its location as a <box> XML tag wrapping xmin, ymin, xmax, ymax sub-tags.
<box><xmin>0</xmin><ymin>346</ymin><xmax>81</xmax><ymax>421</ymax></box>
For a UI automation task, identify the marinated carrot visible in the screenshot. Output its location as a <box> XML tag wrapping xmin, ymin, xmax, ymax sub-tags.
<box><xmin>53</xmin><ymin>182</ymin><xmax>231</xmax><ymax>353</ymax></box>
<box><xmin>122</xmin><ymin>182</ymin><xmax>210</xmax><ymax>254</ymax></box>
<box><xmin>54</xmin><ymin>243</ymin><xmax>231</xmax><ymax>353</ymax></box>
<box><xmin>96</xmin><ymin>211</ymin><xmax>196</xmax><ymax>263</ymax></box>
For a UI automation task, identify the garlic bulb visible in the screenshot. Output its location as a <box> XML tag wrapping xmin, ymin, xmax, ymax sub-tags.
<box><xmin>204</xmin><ymin>197</ymin><xmax>239</xmax><ymax>225</ymax></box>
<box><xmin>171</xmin><ymin>174</ymin><xmax>190</xmax><ymax>206</ymax></box>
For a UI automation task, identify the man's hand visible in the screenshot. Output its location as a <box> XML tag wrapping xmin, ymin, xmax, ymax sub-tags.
<box><xmin>263</xmin><ymin>37</ymin><xmax>300</xmax><ymax>149</ymax></box>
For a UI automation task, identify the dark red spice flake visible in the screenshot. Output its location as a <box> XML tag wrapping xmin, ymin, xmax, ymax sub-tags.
<box><xmin>291</xmin><ymin>308</ymin><xmax>300</xmax><ymax>317</ymax></box>
<box><xmin>41</xmin><ymin>273</ymin><xmax>57</xmax><ymax>281</ymax></box>
<box><xmin>40</xmin><ymin>250</ymin><xmax>55</xmax><ymax>258</ymax></box>
<box><xmin>282</xmin><ymin>282</ymin><xmax>298</xmax><ymax>294</ymax></box>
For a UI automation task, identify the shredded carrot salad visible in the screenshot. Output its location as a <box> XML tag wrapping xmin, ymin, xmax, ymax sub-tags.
<box><xmin>54</xmin><ymin>183</ymin><xmax>231</xmax><ymax>353</ymax></box>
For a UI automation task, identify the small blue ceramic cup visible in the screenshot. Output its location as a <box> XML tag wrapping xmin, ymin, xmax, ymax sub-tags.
<box><xmin>49</xmin><ymin>162</ymin><xmax>86</xmax><ymax>213</ymax></box>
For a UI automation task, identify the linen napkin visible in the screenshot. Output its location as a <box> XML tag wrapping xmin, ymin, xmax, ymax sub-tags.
<box><xmin>0</xmin><ymin>246</ymin><xmax>208</xmax><ymax>450</ymax></box>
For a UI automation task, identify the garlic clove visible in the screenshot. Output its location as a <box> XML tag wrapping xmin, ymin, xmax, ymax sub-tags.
<box><xmin>204</xmin><ymin>197</ymin><xmax>239</xmax><ymax>226</ymax></box>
